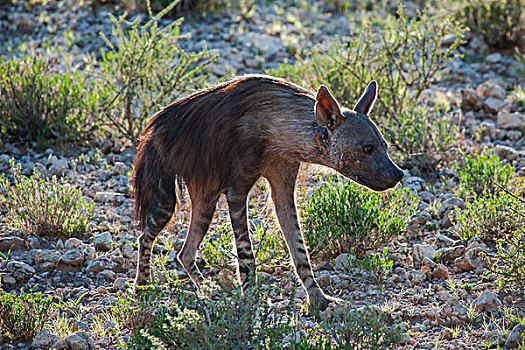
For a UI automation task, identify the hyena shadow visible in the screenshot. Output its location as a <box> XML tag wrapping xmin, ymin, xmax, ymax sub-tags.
<box><xmin>133</xmin><ymin>75</ymin><xmax>404</xmax><ymax>311</ymax></box>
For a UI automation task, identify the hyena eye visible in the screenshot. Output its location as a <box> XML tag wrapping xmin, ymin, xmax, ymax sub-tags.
<box><xmin>363</xmin><ymin>145</ymin><xmax>373</xmax><ymax>154</ymax></box>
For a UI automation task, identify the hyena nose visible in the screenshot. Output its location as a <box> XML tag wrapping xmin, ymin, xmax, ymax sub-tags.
<box><xmin>393</xmin><ymin>168</ymin><xmax>404</xmax><ymax>182</ymax></box>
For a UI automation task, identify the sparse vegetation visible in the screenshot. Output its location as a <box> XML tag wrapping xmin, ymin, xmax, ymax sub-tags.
<box><xmin>94</xmin><ymin>0</ymin><xmax>217</xmax><ymax>143</ymax></box>
<box><xmin>0</xmin><ymin>161</ymin><xmax>94</xmax><ymax>237</ymax></box>
<box><xmin>130</xmin><ymin>280</ymin><xmax>295</xmax><ymax>349</ymax></box>
<box><xmin>302</xmin><ymin>175</ymin><xmax>416</xmax><ymax>258</ymax></box>
<box><xmin>292</xmin><ymin>305</ymin><xmax>404</xmax><ymax>350</ymax></box>
<box><xmin>0</xmin><ymin>55</ymin><xmax>97</xmax><ymax>146</ymax></box>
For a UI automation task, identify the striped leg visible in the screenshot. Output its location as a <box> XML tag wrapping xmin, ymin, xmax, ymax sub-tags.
<box><xmin>177</xmin><ymin>194</ymin><xmax>218</xmax><ymax>285</ymax></box>
<box><xmin>135</xmin><ymin>196</ymin><xmax>176</xmax><ymax>287</ymax></box>
<box><xmin>227</xmin><ymin>186</ymin><xmax>256</xmax><ymax>291</ymax></box>
<box><xmin>265</xmin><ymin>160</ymin><xmax>339</xmax><ymax>311</ymax></box>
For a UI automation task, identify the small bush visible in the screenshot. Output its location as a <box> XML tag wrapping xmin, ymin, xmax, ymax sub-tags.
<box><xmin>460</xmin><ymin>0</ymin><xmax>525</xmax><ymax>49</ymax></box>
<box><xmin>95</xmin><ymin>0</ymin><xmax>218</xmax><ymax>143</ymax></box>
<box><xmin>0</xmin><ymin>288</ymin><xmax>54</xmax><ymax>343</ymax></box>
<box><xmin>269</xmin><ymin>2</ymin><xmax>463</xmax><ymax>170</ymax></box>
<box><xmin>342</xmin><ymin>247</ymin><xmax>393</xmax><ymax>288</ymax></box>
<box><xmin>0</xmin><ymin>161</ymin><xmax>94</xmax><ymax>237</ymax></box>
<box><xmin>455</xmin><ymin>150</ymin><xmax>515</xmax><ymax>200</ymax></box>
<box><xmin>454</xmin><ymin>190</ymin><xmax>522</xmax><ymax>241</ymax></box>
<box><xmin>302</xmin><ymin>176</ymin><xmax>416</xmax><ymax>259</ymax></box>
<box><xmin>0</xmin><ymin>55</ymin><xmax>96</xmax><ymax>145</ymax></box>
<box><xmin>489</xmin><ymin>228</ymin><xmax>525</xmax><ymax>290</ymax></box>
<box><xmin>292</xmin><ymin>306</ymin><xmax>403</xmax><ymax>350</ymax></box>
<box><xmin>130</xmin><ymin>281</ymin><xmax>295</xmax><ymax>349</ymax></box>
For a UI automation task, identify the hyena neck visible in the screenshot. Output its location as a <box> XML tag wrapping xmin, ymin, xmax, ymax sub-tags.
<box><xmin>303</xmin><ymin>125</ymin><xmax>332</xmax><ymax>166</ymax></box>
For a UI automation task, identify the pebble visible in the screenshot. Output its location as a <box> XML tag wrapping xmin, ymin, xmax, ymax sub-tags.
<box><xmin>505</xmin><ymin>324</ymin><xmax>525</xmax><ymax>348</ymax></box>
<box><xmin>412</xmin><ymin>244</ymin><xmax>436</xmax><ymax>263</ymax></box>
<box><xmin>473</xmin><ymin>290</ymin><xmax>502</xmax><ymax>313</ymax></box>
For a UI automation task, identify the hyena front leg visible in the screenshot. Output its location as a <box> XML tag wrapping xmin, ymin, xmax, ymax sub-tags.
<box><xmin>177</xmin><ymin>194</ymin><xmax>219</xmax><ymax>285</ymax></box>
<box><xmin>135</xmin><ymin>195</ymin><xmax>176</xmax><ymax>287</ymax></box>
<box><xmin>227</xmin><ymin>185</ymin><xmax>257</xmax><ymax>290</ymax></box>
<box><xmin>265</xmin><ymin>160</ymin><xmax>339</xmax><ymax>311</ymax></box>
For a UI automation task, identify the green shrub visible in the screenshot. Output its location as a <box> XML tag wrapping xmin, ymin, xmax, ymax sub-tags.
<box><xmin>201</xmin><ymin>224</ymin><xmax>235</xmax><ymax>270</ymax></box>
<box><xmin>302</xmin><ymin>176</ymin><xmax>416</xmax><ymax>259</ymax></box>
<box><xmin>0</xmin><ymin>288</ymin><xmax>54</xmax><ymax>343</ymax></box>
<box><xmin>0</xmin><ymin>161</ymin><xmax>94</xmax><ymax>237</ymax></box>
<box><xmin>454</xmin><ymin>190</ymin><xmax>522</xmax><ymax>241</ymax></box>
<box><xmin>95</xmin><ymin>0</ymin><xmax>218</xmax><ymax>143</ymax></box>
<box><xmin>488</xmin><ymin>227</ymin><xmax>525</xmax><ymax>290</ymax></box>
<box><xmin>0</xmin><ymin>55</ymin><xmax>96</xmax><ymax>145</ymax></box>
<box><xmin>269</xmin><ymin>2</ymin><xmax>464</xmax><ymax>170</ymax></box>
<box><xmin>291</xmin><ymin>306</ymin><xmax>403</xmax><ymax>350</ymax></box>
<box><xmin>343</xmin><ymin>247</ymin><xmax>393</xmax><ymax>288</ymax></box>
<box><xmin>460</xmin><ymin>0</ymin><xmax>524</xmax><ymax>49</ymax></box>
<box><xmin>130</xmin><ymin>281</ymin><xmax>295</xmax><ymax>349</ymax></box>
<box><xmin>455</xmin><ymin>151</ymin><xmax>515</xmax><ymax>201</ymax></box>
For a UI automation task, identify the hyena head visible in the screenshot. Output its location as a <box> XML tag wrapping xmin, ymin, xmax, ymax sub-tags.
<box><xmin>315</xmin><ymin>81</ymin><xmax>404</xmax><ymax>191</ymax></box>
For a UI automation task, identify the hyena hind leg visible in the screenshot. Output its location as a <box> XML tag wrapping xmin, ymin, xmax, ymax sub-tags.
<box><xmin>135</xmin><ymin>196</ymin><xmax>176</xmax><ymax>287</ymax></box>
<box><xmin>177</xmin><ymin>195</ymin><xmax>219</xmax><ymax>285</ymax></box>
<box><xmin>227</xmin><ymin>187</ymin><xmax>256</xmax><ymax>291</ymax></box>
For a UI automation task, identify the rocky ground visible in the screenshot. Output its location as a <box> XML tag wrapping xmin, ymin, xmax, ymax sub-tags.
<box><xmin>0</xmin><ymin>0</ymin><xmax>525</xmax><ymax>349</ymax></box>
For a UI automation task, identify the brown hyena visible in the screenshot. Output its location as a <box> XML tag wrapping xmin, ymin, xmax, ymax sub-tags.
<box><xmin>133</xmin><ymin>75</ymin><xmax>404</xmax><ymax>310</ymax></box>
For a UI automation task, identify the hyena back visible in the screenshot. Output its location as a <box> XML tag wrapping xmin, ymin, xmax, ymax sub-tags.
<box><xmin>133</xmin><ymin>75</ymin><xmax>404</xmax><ymax>310</ymax></box>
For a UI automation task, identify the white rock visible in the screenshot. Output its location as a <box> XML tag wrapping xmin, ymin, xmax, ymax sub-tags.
<box><xmin>64</xmin><ymin>238</ymin><xmax>84</xmax><ymax>250</ymax></box>
<box><xmin>412</xmin><ymin>244</ymin><xmax>436</xmax><ymax>263</ymax></box>
<box><xmin>477</xmin><ymin>81</ymin><xmax>505</xmax><ymax>99</ymax></box>
<box><xmin>6</xmin><ymin>260</ymin><xmax>36</xmax><ymax>282</ymax></box>
<box><xmin>505</xmin><ymin>323</ymin><xmax>525</xmax><ymax>348</ymax></box>
<box><xmin>54</xmin><ymin>331</ymin><xmax>94</xmax><ymax>350</ymax></box>
<box><xmin>437</xmin><ymin>297</ymin><xmax>468</xmax><ymax>326</ymax></box>
<box><xmin>30</xmin><ymin>330</ymin><xmax>58</xmax><ymax>350</ymax></box>
<box><xmin>497</xmin><ymin>111</ymin><xmax>525</xmax><ymax>131</ymax></box>
<box><xmin>334</xmin><ymin>253</ymin><xmax>354</xmax><ymax>270</ymax></box>
<box><xmin>93</xmin><ymin>232</ymin><xmax>112</xmax><ymax>251</ymax></box>
<box><xmin>485</xmin><ymin>52</ymin><xmax>502</xmax><ymax>64</ymax></box>
<box><xmin>484</xmin><ymin>97</ymin><xmax>511</xmax><ymax>114</ymax></box>
<box><xmin>49</xmin><ymin>157</ymin><xmax>69</xmax><ymax>176</ymax></box>
<box><xmin>474</xmin><ymin>290</ymin><xmax>502</xmax><ymax>313</ymax></box>
<box><xmin>121</xmin><ymin>242</ymin><xmax>134</xmax><ymax>259</ymax></box>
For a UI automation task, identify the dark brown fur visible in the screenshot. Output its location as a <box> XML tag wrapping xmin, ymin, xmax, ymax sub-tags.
<box><xmin>133</xmin><ymin>75</ymin><xmax>404</xmax><ymax>310</ymax></box>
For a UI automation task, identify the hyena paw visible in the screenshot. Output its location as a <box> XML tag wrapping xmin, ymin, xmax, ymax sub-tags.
<box><xmin>134</xmin><ymin>274</ymin><xmax>149</xmax><ymax>288</ymax></box>
<box><xmin>309</xmin><ymin>292</ymin><xmax>342</xmax><ymax>311</ymax></box>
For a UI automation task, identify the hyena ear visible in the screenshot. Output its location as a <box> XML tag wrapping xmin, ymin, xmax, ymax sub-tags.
<box><xmin>315</xmin><ymin>85</ymin><xmax>342</xmax><ymax>130</ymax></box>
<box><xmin>354</xmin><ymin>80</ymin><xmax>377</xmax><ymax>115</ymax></box>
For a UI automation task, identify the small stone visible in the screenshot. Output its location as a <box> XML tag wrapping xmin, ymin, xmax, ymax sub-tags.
<box><xmin>410</xmin><ymin>270</ymin><xmax>427</xmax><ymax>285</ymax></box>
<box><xmin>477</xmin><ymin>81</ymin><xmax>505</xmax><ymax>99</ymax></box>
<box><xmin>432</xmin><ymin>264</ymin><xmax>450</xmax><ymax>280</ymax></box>
<box><xmin>485</xmin><ymin>52</ymin><xmax>503</xmax><ymax>64</ymax></box>
<box><xmin>494</xmin><ymin>145</ymin><xmax>520</xmax><ymax>161</ymax></box>
<box><xmin>474</xmin><ymin>290</ymin><xmax>502</xmax><ymax>313</ymax></box>
<box><xmin>54</xmin><ymin>331</ymin><xmax>94</xmax><ymax>350</ymax></box>
<box><xmin>316</xmin><ymin>271</ymin><xmax>331</xmax><ymax>287</ymax></box>
<box><xmin>121</xmin><ymin>243</ymin><xmax>134</xmax><ymax>259</ymax></box>
<box><xmin>30</xmin><ymin>330</ymin><xmax>58</xmax><ymax>350</ymax></box>
<box><xmin>113</xmin><ymin>277</ymin><xmax>128</xmax><ymax>290</ymax></box>
<box><xmin>455</xmin><ymin>248</ymin><xmax>486</xmax><ymax>272</ymax></box>
<box><xmin>462</xmin><ymin>88</ymin><xmax>483</xmax><ymax>110</ymax></box>
<box><xmin>437</xmin><ymin>297</ymin><xmax>468</xmax><ymax>326</ymax></box>
<box><xmin>0</xmin><ymin>237</ymin><xmax>27</xmax><ymax>251</ymax></box>
<box><xmin>504</xmin><ymin>323</ymin><xmax>525</xmax><ymax>348</ymax></box>
<box><xmin>334</xmin><ymin>253</ymin><xmax>354</xmax><ymax>270</ymax></box>
<box><xmin>93</xmin><ymin>232</ymin><xmax>112</xmax><ymax>251</ymax></box>
<box><xmin>412</xmin><ymin>244</ymin><xmax>437</xmax><ymax>263</ymax></box>
<box><xmin>1</xmin><ymin>273</ymin><xmax>17</xmax><ymax>285</ymax></box>
<box><xmin>64</xmin><ymin>238</ymin><xmax>84</xmax><ymax>250</ymax></box>
<box><xmin>438</xmin><ymin>197</ymin><xmax>465</xmax><ymax>219</ymax></box>
<box><xmin>497</xmin><ymin>111</ymin><xmax>525</xmax><ymax>131</ymax></box>
<box><xmin>435</xmin><ymin>246</ymin><xmax>466</xmax><ymax>265</ymax></box>
<box><xmin>6</xmin><ymin>260</ymin><xmax>36</xmax><ymax>282</ymax></box>
<box><xmin>49</xmin><ymin>157</ymin><xmax>69</xmax><ymax>176</ymax></box>
<box><xmin>58</xmin><ymin>249</ymin><xmax>85</xmax><ymax>269</ymax></box>
<box><xmin>484</xmin><ymin>97</ymin><xmax>511</xmax><ymax>114</ymax></box>
<box><xmin>437</xmin><ymin>290</ymin><xmax>451</xmax><ymax>302</ymax></box>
